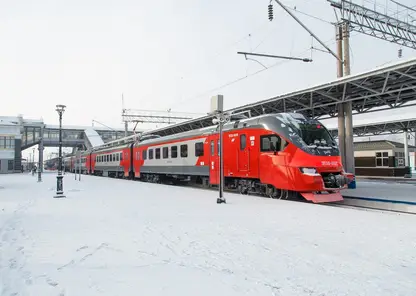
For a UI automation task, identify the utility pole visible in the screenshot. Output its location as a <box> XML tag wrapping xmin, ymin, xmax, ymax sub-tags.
<box><xmin>342</xmin><ymin>21</ymin><xmax>355</xmax><ymax>187</ymax></box>
<box><xmin>336</xmin><ymin>24</ymin><xmax>346</xmax><ymax>170</ymax></box>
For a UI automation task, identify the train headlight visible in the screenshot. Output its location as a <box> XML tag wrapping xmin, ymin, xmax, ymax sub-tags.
<box><xmin>300</xmin><ymin>167</ymin><xmax>317</xmax><ymax>175</ymax></box>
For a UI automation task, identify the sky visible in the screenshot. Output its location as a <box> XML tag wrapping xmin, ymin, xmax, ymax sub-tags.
<box><xmin>1</xmin><ymin>0</ymin><xmax>416</xmax><ymax>159</ymax></box>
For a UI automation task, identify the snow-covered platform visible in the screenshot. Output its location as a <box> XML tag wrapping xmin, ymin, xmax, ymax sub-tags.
<box><xmin>1</xmin><ymin>173</ymin><xmax>415</xmax><ymax>296</ymax></box>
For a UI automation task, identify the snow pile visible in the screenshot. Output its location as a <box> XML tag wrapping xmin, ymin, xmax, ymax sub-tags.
<box><xmin>84</xmin><ymin>128</ymin><xmax>104</xmax><ymax>148</ymax></box>
<box><xmin>0</xmin><ymin>173</ymin><xmax>415</xmax><ymax>295</ymax></box>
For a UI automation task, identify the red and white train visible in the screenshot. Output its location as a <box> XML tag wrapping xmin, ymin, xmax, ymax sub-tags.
<box><xmin>64</xmin><ymin>113</ymin><xmax>353</xmax><ymax>203</ymax></box>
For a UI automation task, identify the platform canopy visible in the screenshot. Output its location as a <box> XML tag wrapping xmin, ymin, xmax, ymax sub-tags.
<box><xmin>329</xmin><ymin>118</ymin><xmax>416</xmax><ymax>138</ymax></box>
<box><xmin>144</xmin><ymin>57</ymin><xmax>416</xmax><ymax>137</ymax></box>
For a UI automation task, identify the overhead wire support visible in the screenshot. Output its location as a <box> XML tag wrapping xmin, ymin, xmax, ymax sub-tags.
<box><xmin>329</xmin><ymin>0</ymin><xmax>416</xmax><ymax>50</ymax></box>
<box><xmin>273</xmin><ymin>0</ymin><xmax>343</xmax><ymax>62</ymax></box>
<box><xmin>237</xmin><ymin>51</ymin><xmax>313</xmax><ymax>62</ymax></box>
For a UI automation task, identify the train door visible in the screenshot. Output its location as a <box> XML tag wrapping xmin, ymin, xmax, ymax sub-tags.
<box><xmin>209</xmin><ymin>136</ymin><xmax>219</xmax><ymax>184</ymax></box>
<box><xmin>238</xmin><ymin>133</ymin><xmax>249</xmax><ymax>172</ymax></box>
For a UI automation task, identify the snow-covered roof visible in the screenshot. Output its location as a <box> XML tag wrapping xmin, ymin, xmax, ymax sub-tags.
<box><xmin>84</xmin><ymin>128</ymin><xmax>105</xmax><ymax>147</ymax></box>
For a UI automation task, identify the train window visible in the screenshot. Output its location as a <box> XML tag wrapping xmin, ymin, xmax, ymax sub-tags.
<box><xmin>149</xmin><ymin>149</ymin><xmax>153</xmax><ymax>159</ymax></box>
<box><xmin>171</xmin><ymin>146</ymin><xmax>178</xmax><ymax>158</ymax></box>
<box><xmin>180</xmin><ymin>144</ymin><xmax>188</xmax><ymax>157</ymax></box>
<box><xmin>163</xmin><ymin>147</ymin><xmax>168</xmax><ymax>159</ymax></box>
<box><xmin>240</xmin><ymin>134</ymin><xmax>246</xmax><ymax>150</ymax></box>
<box><xmin>155</xmin><ymin>148</ymin><xmax>161</xmax><ymax>159</ymax></box>
<box><xmin>217</xmin><ymin>140</ymin><xmax>220</xmax><ymax>156</ymax></box>
<box><xmin>120</xmin><ymin>153</ymin><xmax>123</xmax><ymax>161</ymax></box>
<box><xmin>142</xmin><ymin>150</ymin><xmax>147</xmax><ymax>160</ymax></box>
<box><xmin>111</xmin><ymin>154</ymin><xmax>114</xmax><ymax>162</ymax></box>
<box><xmin>195</xmin><ymin>142</ymin><xmax>204</xmax><ymax>157</ymax></box>
<box><xmin>260</xmin><ymin>135</ymin><xmax>281</xmax><ymax>152</ymax></box>
<box><xmin>107</xmin><ymin>155</ymin><xmax>109</xmax><ymax>162</ymax></box>
<box><xmin>117</xmin><ymin>153</ymin><xmax>119</xmax><ymax>161</ymax></box>
<box><xmin>211</xmin><ymin>140</ymin><xmax>214</xmax><ymax>156</ymax></box>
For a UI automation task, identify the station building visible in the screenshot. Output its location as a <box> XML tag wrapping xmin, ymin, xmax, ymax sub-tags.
<box><xmin>354</xmin><ymin>140</ymin><xmax>416</xmax><ymax>177</ymax></box>
<box><xmin>0</xmin><ymin>117</ymin><xmax>22</xmax><ymax>173</ymax></box>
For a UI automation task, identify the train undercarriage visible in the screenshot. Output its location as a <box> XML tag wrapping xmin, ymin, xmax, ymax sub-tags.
<box><xmin>70</xmin><ymin>169</ymin><xmax>346</xmax><ymax>203</ymax></box>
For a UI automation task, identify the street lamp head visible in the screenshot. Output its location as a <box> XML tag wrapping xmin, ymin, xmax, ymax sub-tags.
<box><xmin>56</xmin><ymin>104</ymin><xmax>66</xmax><ymax>113</ymax></box>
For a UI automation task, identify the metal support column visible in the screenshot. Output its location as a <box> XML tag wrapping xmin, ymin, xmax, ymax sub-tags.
<box><xmin>404</xmin><ymin>130</ymin><xmax>409</xmax><ymax>167</ymax></box>
<box><xmin>37</xmin><ymin>126</ymin><xmax>44</xmax><ymax>182</ymax></box>
<box><xmin>336</xmin><ymin>24</ymin><xmax>346</xmax><ymax>169</ymax></box>
<box><xmin>342</xmin><ymin>21</ymin><xmax>356</xmax><ymax>188</ymax></box>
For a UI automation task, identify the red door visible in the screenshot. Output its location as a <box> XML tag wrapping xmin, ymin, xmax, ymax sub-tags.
<box><xmin>209</xmin><ymin>136</ymin><xmax>219</xmax><ymax>184</ymax></box>
<box><xmin>238</xmin><ymin>134</ymin><xmax>249</xmax><ymax>173</ymax></box>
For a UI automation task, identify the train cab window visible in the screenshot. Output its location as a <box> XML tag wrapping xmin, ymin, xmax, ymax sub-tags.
<box><xmin>180</xmin><ymin>144</ymin><xmax>188</xmax><ymax>158</ymax></box>
<box><xmin>149</xmin><ymin>149</ymin><xmax>154</xmax><ymax>159</ymax></box>
<box><xmin>240</xmin><ymin>134</ymin><xmax>246</xmax><ymax>150</ymax></box>
<box><xmin>142</xmin><ymin>150</ymin><xmax>147</xmax><ymax>160</ymax></box>
<box><xmin>195</xmin><ymin>142</ymin><xmax>204</xmax><ymax>157</ymax></box>
<box><xmin>260</xmin><ymin>135</ymin><xmax>281</xmax><ymax>152</ymax></box>
<box><xmin>155</xmin><ymin>148</ymin><xmax>161</xmax><ymax>159</ymax></box>
<box><xmin>163</xmin><ymin>147</ymin><xmax>168</xmax><ymax>159</ymax></box>
<box><xmin>171</xmin><ymin>146</ymin><xmax>178</xmax><ymax>158</ymax></box>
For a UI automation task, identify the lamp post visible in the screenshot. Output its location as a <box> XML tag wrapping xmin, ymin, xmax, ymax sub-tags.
<box><xmin>210</xmin><ymin>95</ymin><xmax>230</xmax><ymax>204</ymax></box>
<box><xmin>54</xmin><ymin>104</ymin><xmax>66</xmax><ymax>198</ymax></box>
<box><xmin>32</xmin><ymin>147</ymin><xmax>35</xmax><ymax>175</ymax></box>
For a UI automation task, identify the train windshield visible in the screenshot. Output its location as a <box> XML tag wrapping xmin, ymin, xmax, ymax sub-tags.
<box><xmin>297</xmin><ymin>123</ymin><xmax>335</xmax><ymax>148</ymax></box>
<box><xmin>280</xmin><ymin>115</ymin><xmax>339</xmax><ymax>156</ymax></box>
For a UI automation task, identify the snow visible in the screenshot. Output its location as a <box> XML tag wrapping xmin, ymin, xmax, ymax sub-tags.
<box><xmin>0</xmin><ymin>173</ymin><xmax>415</xmax><ymax>296</ymax></box>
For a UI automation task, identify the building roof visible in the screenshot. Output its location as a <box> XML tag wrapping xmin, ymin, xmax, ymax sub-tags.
<box><xmin>354</xmin><ymin>140</ymin><xmax>416</xmax><ymax>151</ymax></box>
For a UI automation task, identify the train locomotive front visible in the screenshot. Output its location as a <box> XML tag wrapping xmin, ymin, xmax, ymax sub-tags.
<box><xmin>258</xmin><ymin>113</ymin><xmax>353</xmax><ymax>202</ymax></box>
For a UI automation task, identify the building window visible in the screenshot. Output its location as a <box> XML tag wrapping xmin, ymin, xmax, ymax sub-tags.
<box><xmin>195</xmin><ymin>142</ymin><xmax>204</xmax><ymax>157</ymax></box>
<box><xmin>171</xmin><ymin>146</ymin><xmax>178</xmax><ymax>158</ymax></box>
<box><xmin>162</xmin><ymin>147</ymin><xmax>168</xmax><ymax>159</ymax></box>
<box><xmin>180</xmin><ymin>145</ymin><xmax>188</xmax><ymax>157</ymax></box>
<box><xmin>0</xmin><ymin>136</ymin><xmax>15</xmax><ymax>150</ymax></box>
<box><xmin>376</xmin><ymin>152</ymin><xmax>389</xmax><ymax>167</ymax></box>
<box><xmin>260</xmin><ymin>135</ymin><xmax>281</xmax><ymax>152</ymax></box>
<box><xmin>8</xmin><ymin>160</ymin><xmax>14</xmax><ymax>171</ymax></box>
<box><xmin>395</xmin><ymin>152</ymin><xmax>405</xmax><ymax>166</ymax></box>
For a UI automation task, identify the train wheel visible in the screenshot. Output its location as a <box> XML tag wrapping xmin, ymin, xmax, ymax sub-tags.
<box><xmin>238</xmin><ymin>184</ymin><xmax>248</xmax><ymax>195</ymax></box>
